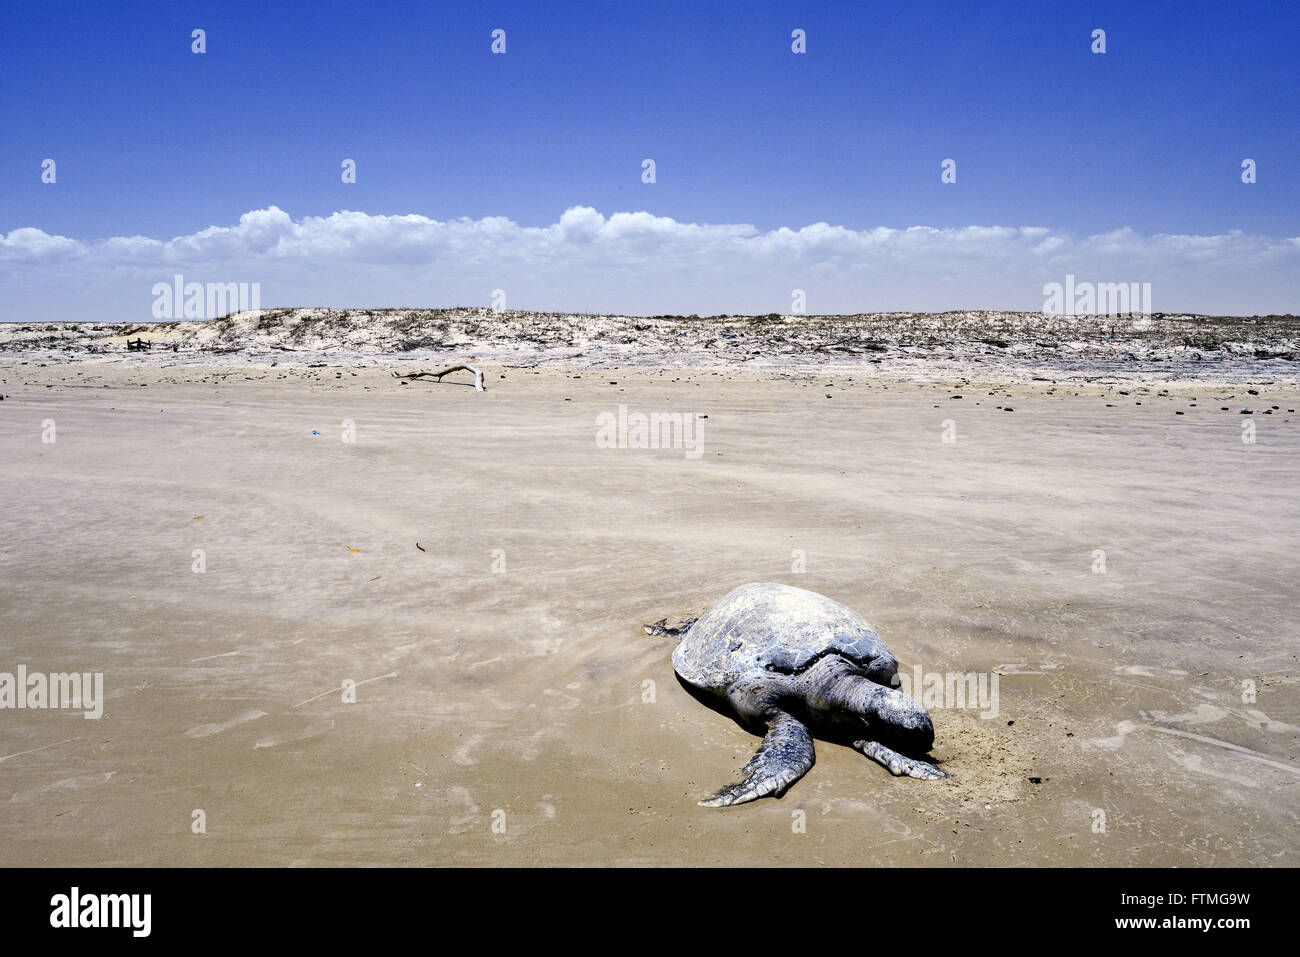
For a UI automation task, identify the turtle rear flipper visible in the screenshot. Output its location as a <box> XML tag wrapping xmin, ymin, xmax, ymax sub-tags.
<box><xmin>699</xmin><ymin>712</ymin><xmax>815</xmax><ymax>807</ymax></box>
<box><xmin>643</xmin><ymin>617</ymin><xmax>696</xmax><ymax>639</ymax></box>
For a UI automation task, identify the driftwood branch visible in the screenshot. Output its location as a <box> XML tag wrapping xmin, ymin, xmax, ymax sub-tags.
<box><xmin>391</xmin><ymin>365</ymin><xmax>485</xmax><ymax>392</ymax></box>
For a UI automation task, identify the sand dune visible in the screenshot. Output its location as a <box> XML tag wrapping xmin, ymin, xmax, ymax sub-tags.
<box><xmin>3</xmin><ymin>308</ymin><xmax>1298</xmax><ymax>382</ymax></box>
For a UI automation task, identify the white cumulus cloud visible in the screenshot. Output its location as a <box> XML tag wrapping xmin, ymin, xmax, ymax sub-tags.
<box><xmin>2</xmin><ymin>206</ymin><xmax>1297</xmax><ymax>322</ymax></box>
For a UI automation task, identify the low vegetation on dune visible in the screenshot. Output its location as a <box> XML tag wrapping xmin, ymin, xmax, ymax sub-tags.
<box><xmin>2</xmin><ymin>309</ymin><xmax>1298</xmax><ymax>370</ymax></box>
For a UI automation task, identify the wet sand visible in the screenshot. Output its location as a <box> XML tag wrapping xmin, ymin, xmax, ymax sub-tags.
<box><xmin>1</xmin><ymin>360</ymin><xmax>1297</xmax><ymax>865</ymax></box>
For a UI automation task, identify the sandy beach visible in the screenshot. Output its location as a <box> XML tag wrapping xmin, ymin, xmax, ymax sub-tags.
<box><xmin>1</xmin><ymin>314</ymin><xmax>1298</xmax><ymax>866</ymax></box>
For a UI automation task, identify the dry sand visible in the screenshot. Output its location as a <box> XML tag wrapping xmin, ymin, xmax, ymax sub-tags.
<box><xmin>1</xmin><ymin>331</ymin><xmax>1298</xmax><ymax>866</ymax></box>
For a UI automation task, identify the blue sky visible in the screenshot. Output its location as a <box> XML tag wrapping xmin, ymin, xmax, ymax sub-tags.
<box><xmin>2</xmin><ymin>0</ymin><xmax>1297</xmax><ymax>318</ymax></box>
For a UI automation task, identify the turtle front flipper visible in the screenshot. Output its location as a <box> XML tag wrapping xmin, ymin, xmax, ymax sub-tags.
<box><xmin>700</xmin><ymin>713</ymin><xmax>815</xmax><ymax>807</ymax></box>
<box><xmin>853</xmin><ymin>739</ymin><xmax>951</xmax><ymax>779</ymax></box>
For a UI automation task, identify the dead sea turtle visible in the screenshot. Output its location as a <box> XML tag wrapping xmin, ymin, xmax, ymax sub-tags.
<box><xmin>645</xmin><ymin>582</ymin><xmax>949</xmax><ymax>807</ymax></box>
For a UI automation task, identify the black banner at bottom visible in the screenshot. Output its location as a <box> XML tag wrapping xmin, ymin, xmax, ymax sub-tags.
<box><xmin>0</xmin><ymin>866</ymin><xmax>1279</xmax><ymax>943</ymax></box>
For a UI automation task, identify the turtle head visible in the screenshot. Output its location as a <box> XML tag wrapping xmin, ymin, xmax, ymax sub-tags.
<box><xmin>860</xmin><ymin>655</ymin><xmax>936</xmax><ymax>750</ymax></box>
<box><xmin>860</xmin><ymin>684</ymin><xmax>935</xmax><ymax>753</ymax></box>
